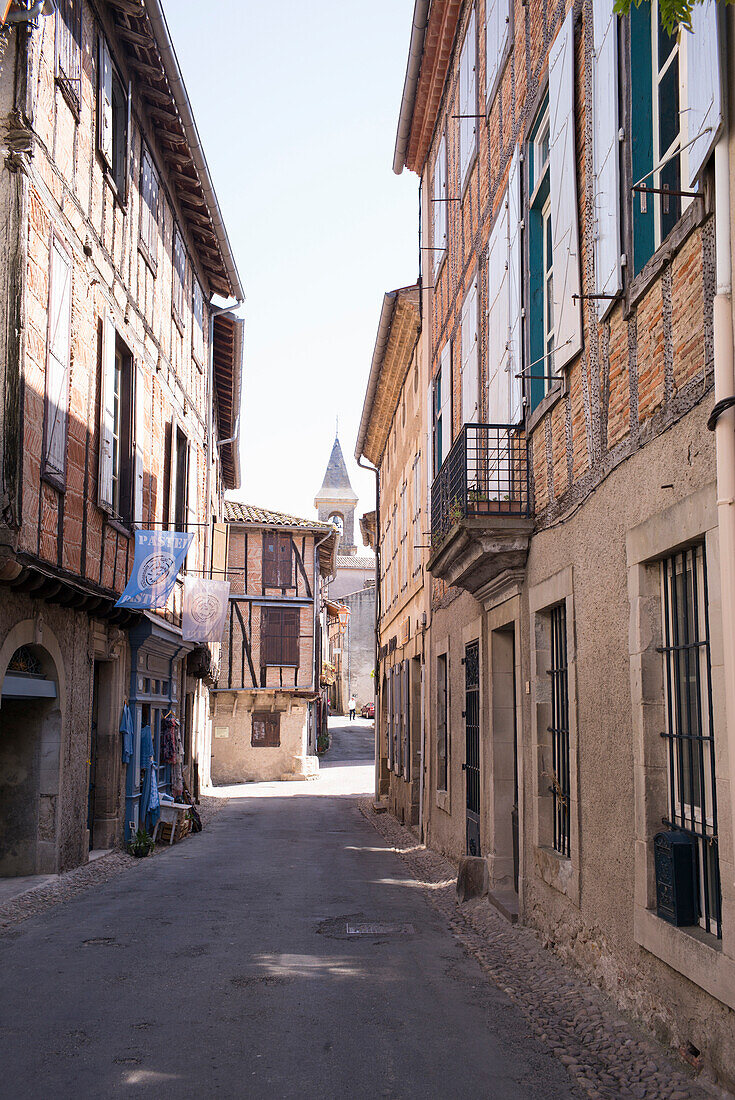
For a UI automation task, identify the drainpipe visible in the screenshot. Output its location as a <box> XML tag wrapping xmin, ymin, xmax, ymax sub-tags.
<box><xmin>711</xmin><ymin>114</ymin><xmax>735</xmax><ymax>885</ymax></box>
<box><xmin>358</xmin><ymin>455</ymin><xmax>381</xmax><ymax>800</ymax></box>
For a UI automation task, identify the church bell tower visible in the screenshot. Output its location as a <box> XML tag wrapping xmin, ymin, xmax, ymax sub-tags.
<box><xmin>314</xmin><ymin>435</ymin><xmax>358</xmax><ymax>555</ymax></box>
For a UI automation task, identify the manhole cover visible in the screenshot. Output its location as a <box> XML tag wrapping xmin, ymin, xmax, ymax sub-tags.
<box><xmin>345</xmin><ymin>922</ymin><xmax>414</xmax><ymax>935</ymax></box>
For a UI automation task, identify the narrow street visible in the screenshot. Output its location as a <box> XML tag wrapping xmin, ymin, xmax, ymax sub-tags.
<box><xmin>0</xmin><ymin>718</ymin><xmax>576</xmax><ymax>1100</ymax></box>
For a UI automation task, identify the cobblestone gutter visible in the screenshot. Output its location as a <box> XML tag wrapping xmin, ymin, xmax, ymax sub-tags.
<box><xmin>359</xmin><ymin>799</ymin><xmax>729</xmax><ymax>1100</ymax></box>
<box><xmin>0</xmin><ymin>796</ymin><xmax>228</xmax><ymax>938</ymax></box>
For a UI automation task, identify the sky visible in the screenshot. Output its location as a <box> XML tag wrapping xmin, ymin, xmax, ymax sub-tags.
<box><xmin>164</xmin><ymin>0</ymin><xmax>419</xmax><ymax>532</ymax></box>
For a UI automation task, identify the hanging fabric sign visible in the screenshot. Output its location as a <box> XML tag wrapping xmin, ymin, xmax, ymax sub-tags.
<box><xmin>182</xmin><ymin>577</ymin><xmax>231</xmax><ymax>642</ymax></box>
<box><xmin>115</xmin><ymin>530</ymin><xmax>193</xmax><ymax>609</ymax></box>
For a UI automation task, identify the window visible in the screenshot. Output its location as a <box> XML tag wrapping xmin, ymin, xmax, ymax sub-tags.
<box><xmin>437</xmin><ymin>653</ymin><xmax>448</xmax><ymax>791</ymax></box>
<box><xmin>192</xmin><ymin>279</ymin><xmax>205</xmax><ymax>365</ymax></box>
<box><xmin>433</xmin><ymin>342</ymin><xmax>452</xmax><ymax>477</ymax></box>
<box><xmin>400</xmin><ymin>481</ymin><xmax>408</xmax><ymax>589</ymax></box>
<box><xmin>432</xmin><ymin>134</ymin><xmax>447</xmax><ymax>277</ymax></box>
<box><xmin>485</xmin><ymin>0</ymin><xmax>511</xmax><ymax>108</ymax></box>
<box><xmin>173</xmin><ymin>228</ymin><xmax>187</xmax><ymax>324</ymax></box>
<box><xmin>98</xmin><ymin>36</ymin><xmax>130</xmax><ymax>198</ymax></box>
<box><xmin>526</xmin><ymin>11</ymin><xmax>582</xmax><ymax>413</ymax></box>
<box><xmin>260</xmin><ymin>606</ymin><xmax>299</xmax><ymax>667</ymax></box>
<box><xmin>391</xmin><ymin>503</ymin><xmax>398</xmax><ymax>603</ymax></box>
<box><xmin>139</xmin><ymin>148</ymin><xmax>159</xmax><ymax>271</ymax></box>
<box><xmin>549</xmin><ymin>603</ymin><xmax>570</xmax><ymax>858</ymax></box>
<box><xmin>458</xmin><ymin>6</ymin><xmax>477</xmax><ymax>191</ymax></box>
<box><xmin>412</xmin><ymin>457</ymin><xmax>422</xmax><ymax>574</ymax></box>
<box><xmin>252</xmin><ymin>712</ymin><xmax>280</xmax><ymax>748</ymax></box>
<box><xmin>263</xmin><ymin>531</ymin><xmax>292</xmax><ymax>588</ymax></box>
<box><xmin>43</xmin><ymin>236</ymin><xmax>72</xmax><ymax>485</ymax></box>
<box><xmin>660</xmin><ymin>546</ymin><xmax>721</xmax><ymax>937</ymax></box>
<box><xmin>55</xmin><ymin>0</ymin><xmax>81</xmax><ymax>112</ymax></box>
<box><xmin>174</xmin><ymin>427</ymin><xmax>188</xmax><ymax>533</ymax></box>
<box><xmin>329</xmin><ymin>512</ymin><xmax>344</xmax><ymax>538</ymax></box>
<box><xmin>99</xmin><ymin>316</ymin><xmax>134</xmax><ymax>525</ymax></box>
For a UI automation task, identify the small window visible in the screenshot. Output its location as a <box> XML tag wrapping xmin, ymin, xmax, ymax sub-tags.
<box><xmin>98</xmin><ymin>36</ymin><xmax>130</xmax><ymax>198</ymax></box>
<box><xmin>192</xmin><ymin>279</ymin><xmax>205</xmax><ymax>365</ymax></box>
<box><xmin>252</xmin><ymin>712</ymin><xmax>280</xmax><ymax>748</ymax></box>
<box><xmin>173</xmin><ymin>228</ymin><xmax>187</xmax><ymax>324</ymax></box>
<box><xmin>139</xmin><ymin>148</ymin><xmax>159</xmax><ymax>271</ymax></box>
<box><xmin>527</xmin><ymin>97</ymin><xmax>556</xmax><ymax>412</ymax></box>
<box><xmin>437</xmin><ymin>653</ymin><xmax>448</xmax><ymax>791</ymax></box>
<box><xmin>263</xmin><ymin>531</ymin><xmax>292</xmax><ymax>588</ymax></box>
<box><xmin>55</xmin><ymin>0</ymin><xmax>82</xmax><ymax>113</ymax></box>
<box><xmin>260</xmin><ymin>606</ymin><xmax>299</xmax><ymax>667</ymax></box>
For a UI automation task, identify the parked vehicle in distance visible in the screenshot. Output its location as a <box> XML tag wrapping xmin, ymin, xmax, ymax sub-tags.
<box><xmin>360</xmin><ymin>702</ymin><xmax>374</xmax><ymax>719</ymax></box>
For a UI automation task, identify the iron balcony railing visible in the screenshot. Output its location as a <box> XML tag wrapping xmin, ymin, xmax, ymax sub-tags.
<box><xmin>430</xmin><ymin>424</ymin><xmax>531</xmax><ymax>546</ymax></box>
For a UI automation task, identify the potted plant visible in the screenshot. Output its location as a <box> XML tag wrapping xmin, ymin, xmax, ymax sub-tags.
<box><xmin>128</xmin><ymin>827</ymin><xmax>155</xmax><ymax>858</ymax></box>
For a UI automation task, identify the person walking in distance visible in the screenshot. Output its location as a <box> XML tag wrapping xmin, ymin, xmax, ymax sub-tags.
<box><xmin>348</xmin><ymin>695</ymin><xmax>356</xmax><ymax>721</ymax></box>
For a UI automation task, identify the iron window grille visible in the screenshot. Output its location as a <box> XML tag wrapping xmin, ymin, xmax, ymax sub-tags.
<box><xmin>549</xmin><ymin>602</ymin><xmax>571</xmax><ymax>858</ymax></box>
<box><xmin>660</xmin><ymin>546</ymin><xmax>721</xmax><ymax>938</ymax></box>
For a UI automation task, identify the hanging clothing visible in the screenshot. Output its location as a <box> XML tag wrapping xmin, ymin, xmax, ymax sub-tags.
<box><xmin>161</xmin><ymin>713</ymin><xmax>178</xmax><ymax>765</ymax></box>
<box><xmin>140</xmin><ymin>724</ymin><xmax>160</xmax><ymax>833</ymax></box>
<box><xmin>172</xmin><ymin>720</ymin><xmax>185</xmax><ymax>799</ymax></box>
<box><xmin>120</xmin><ymin>704</ymin><xmax>134</xmax><ymax>764</ymax></box>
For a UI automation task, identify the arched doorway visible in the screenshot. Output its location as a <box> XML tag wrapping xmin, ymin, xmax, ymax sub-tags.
<box><xmin>0</xmin><ymin>644</ymin><xmax>62</xmax><ymax>876</ymax></box>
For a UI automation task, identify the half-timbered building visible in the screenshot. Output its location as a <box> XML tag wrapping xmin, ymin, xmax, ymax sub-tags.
<box><xmin>210</xmin><ymin>503</ymin><xmax>337</xmax><ymax>784</ymax></box>
<box><xmin>0</xmin><ymin>1</ymin><xmax>243</xmax><ymax>875</ymax></box>
<box><xmin>385</xmin><ymin>0</ymin><xmax>735</xmax><ymax>1085</ymax></box>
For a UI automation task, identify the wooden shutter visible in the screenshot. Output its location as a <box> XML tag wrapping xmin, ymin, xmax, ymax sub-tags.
<box><xmin>263</xmin><ymin>531</ymin><xmax>278</xmax><ymax>586</ymax></box>
<box><xmin>282</xmin><ymin>608</ymin><xmax>299</xmax><ymax>666</ymax></box>
<box><xmin>486</xmin><ymin>0</ymin><xmax>510</xmax><ymax>106</ymax></box>
<box><xmin>440</xmin><ymin>341</ymin><xmax>452</xmax><ymax>463</ymax></box>
<box><xmin>507</xmin><ymin>147</ymin><xmax>523</xmax><ymax>423</ymax></box>
<box><xmin>487</xmin><ymin>197</ymin><xmax>509</xmax><ymax>423</ymax></box>
<box><xmin>260</xmin><ymin>606</ymin><xmax>279</xmax><ymax>666</ymax></box>
<box><xmin>187</xmin><ymin>443</ymin><xmax>197</xmax><ymax>535</ymax></box>
<box><xmin>549</xmin><ymin>9</ymin><xmax>582</xmax><ymax>371</ymax></box>
<box><xmin>387</xmin><ymin>671</ymin><xmax>393</xmax><ymax>770</ymax></box>
<box><xmin>459</xmin><ymin>6</ymin><xmax>477</xmax><ymax>189</ymax></box>
<box><xmin>98</xmin><ymin>36</ymin><xmax>113</xmax><ymax>168</ymax></box>
<box><xmin>252</xmin><ymin>712</ymin><xmax>280</xmax><ymax>748</ymax></box>
<box><xmin>98</xmin><ymin>312</ymin><xmax>116</xmax><ymax>511</ymax></box>
<box><xmin>44</xmin><ymin>237</ymin><xmax>72</xmax><ymax>479</ymax></box>
<box><xmin>592</xmin><ymin>0</ymin><xmax>621</xmax><ymax>314</ymax></box>
<box><xmin>432</xmin><ymin>134</ymin><xmax>447</xmax><ymax>276</ymax></box>
<box><xmin>402</xmin><ymin>661</ymin><xmax>410</xmax><ymax>777</ymax></box>
<box><xmin>122</xmin><ymin>80</ymin><xmax>132</xmax><ymax>202</ymax></box>
<box><xmin>277</xmin><ymin>534</ymin><xmax>292</xmax><ymax>587</ymax></box>
<box><xmin>426</xmin><ymin>383</ymin><xmax>433</xmax><ymax>515</ymax></box>
<box><xmin>686</xmin><ymin>0</ymin><xmax>723</xmax><ymax>186</ymax></box>
<box><xmin>134</xmin><ymin>360</ymin><xmax>145</xmax><ymax>527</ymax></box>
<box><xmin>461</xmin><ymin>280</ymin><xmax>479</xmax><ymax>424</ymax></box>
<box><xmin>167</xmin><ymin>417</ymin><xmax>178</xmax><ymax>531</ymax></box>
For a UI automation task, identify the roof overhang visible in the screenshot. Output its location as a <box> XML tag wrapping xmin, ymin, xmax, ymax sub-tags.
<box><xmin>355</xmin><ymin>285</ymin><xmax>420</xmax><ymax>467</ymax></box>
<box><xmin>103</xmin><ymin>1</ymin><xmax>243</xmax><ymax>299</ymax></box>
<box><xmin>393</xmin><ymin>0</ymin><xmax>463</xmax><ymax>176</ymax></box>
<box><xmin>213</xmin><ymin>314</ymin><xmax>243</xmax><ymax>490</ymax></box>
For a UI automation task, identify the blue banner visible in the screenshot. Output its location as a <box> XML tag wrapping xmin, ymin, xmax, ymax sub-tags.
<box><xmin>115</xmin><ymin>530</ymin><xmax>194</xmax><ymax>610</ymax></box>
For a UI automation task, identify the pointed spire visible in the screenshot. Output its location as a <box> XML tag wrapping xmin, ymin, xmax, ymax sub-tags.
<box><xmin>315</xmin><ymin>434</ymin><xmax>358</xmax><ymax>503</ymax></box>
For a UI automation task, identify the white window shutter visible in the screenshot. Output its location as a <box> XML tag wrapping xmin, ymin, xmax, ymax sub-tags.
<box><xmin>426</xmin><ymin>383</ymin><xmax>433</xmax><ymax>515</ymax></box>
<box><xmin>459</xmin><ymin>7</ymin><xmax>477</xmax><ymax>188</ymax></box>
<box><xmin>686</xmin><ymin>0</ymin><xmax>723</xmax><ymax>186</ymax></box>
<box><xmin>507</xmin><ymin>147</ymin><xmax>523</xmax><ymax>423</ymax></box>
<box><xmin>432</xmin><ymin>134</ymin><xmax>447</xmax><ymax>277</ymax></box>
<box><xmin>134</xmin><ymin>360</ymin><xmax>145</xmax><ymax>528</ymax></box>
<box><xmin>549</xmin><ymin>9</ymin><xmax>582</xmax><ymax>371</ymax></box>
<box><xmin>45</xmin><ymin>239</ymin><xmax>72</xmax><ymax>477</ymax></box>
<box><xmin>461</xmin><ymin>281</ymin><xmax>479</xmax><ymax>424</ymax></box>
<box><xmin>486</xmin><ymin>194</ymin><xmax>509</xmax><ymax>423</ymax></box>
<box><xmin>98</xmin><ymin>312</ymin><xmax>116</xmax><ymax>512</ymax></box>
<box><xmin>592</xmin><ymin>0</ymin><xmax>621</xmax><ymax>314</ymax></box>
<box><xmin>486</xmin><ymin>0</ymin><xmax>510</xmax><ymax>105</ymax></box>
<box><xmin>187</xmin><ymin>442</ymin><xmax>197</xmax><ymax>535</ymax></box>
<box><xmin>440</xmin><ymin>341</ymin><xmax>452</xmax><ymax>463</ymax></box>
<box><xmin>98</xmin><ymin>37</ymin><xmax>113</xmax><ymax>168</ymax></box>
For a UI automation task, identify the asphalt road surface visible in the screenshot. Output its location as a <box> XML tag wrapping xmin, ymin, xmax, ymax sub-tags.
<box><xmin>0</xmin><ymin>719</ymin><xmax>575</xmax><ymax>1099</ymax></box>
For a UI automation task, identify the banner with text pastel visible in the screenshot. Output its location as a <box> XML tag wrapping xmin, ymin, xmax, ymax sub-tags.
<box><xmin>115</xmin><ymin>530</ymin><xmax>193</xmax><ymax>609</ymax></box>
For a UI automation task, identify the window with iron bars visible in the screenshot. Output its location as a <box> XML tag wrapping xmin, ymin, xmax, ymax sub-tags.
<box><xmin>549</xmin><ymin>602</ymin><xmax>570</xmax><ymax>858</ymax></box>
<box><xmin>660</xmin><ymin>546</ymin><xmax>721</xmax><ymax>938</ymax></box>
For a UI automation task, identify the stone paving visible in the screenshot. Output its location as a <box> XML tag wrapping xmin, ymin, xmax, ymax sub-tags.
<box><xmin>0</xmin><ymin>795</ymin><xmax>227</xmax><ymax>938</ymax></box>
<box><xmin>359</xmin><ymin>799</ymin><xmax>727</xmax><ymax>1100</ymax></box>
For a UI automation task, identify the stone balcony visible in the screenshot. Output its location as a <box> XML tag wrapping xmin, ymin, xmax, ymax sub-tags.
<box><xmin>427</xmin><ymin>424</ymin><xmax>534</xmax><ymax>602</ymax></box>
